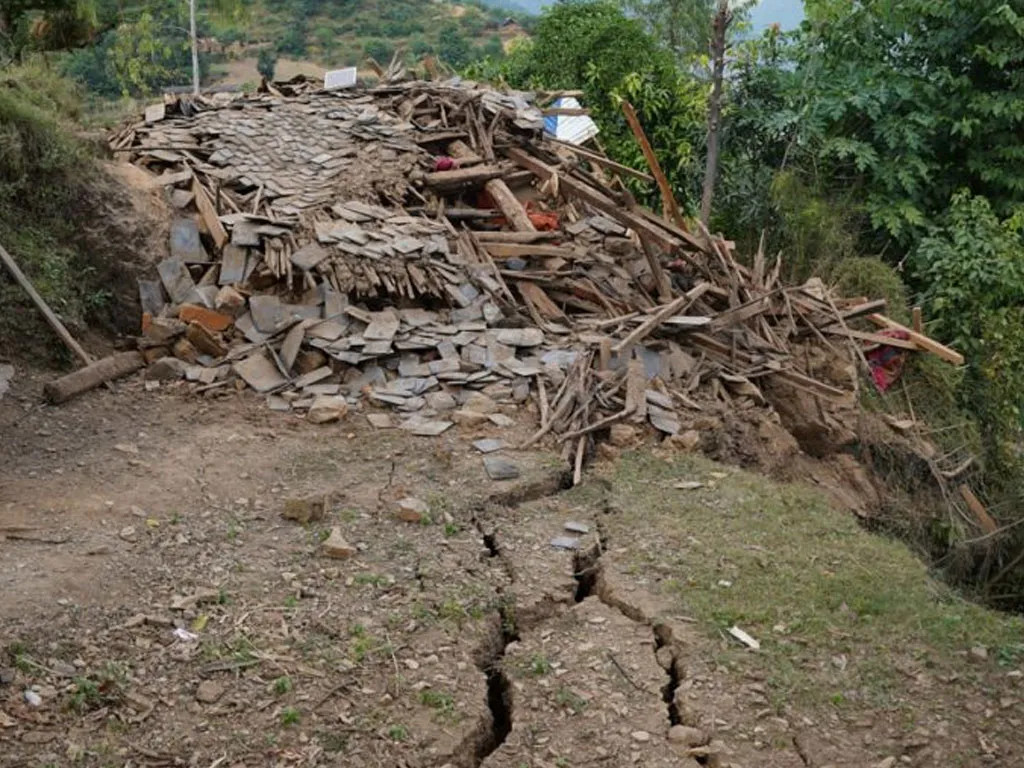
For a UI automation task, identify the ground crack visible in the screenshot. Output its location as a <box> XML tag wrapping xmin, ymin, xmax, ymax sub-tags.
<box><xmin>472</xmin><ymin>594</ymin><xmax>518</xmax><ymax>766</ymax></box>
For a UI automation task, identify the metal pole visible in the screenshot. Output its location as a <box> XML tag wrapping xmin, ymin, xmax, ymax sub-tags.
<box><xmin>190</xmin><ymin>0</ymin><xmax>200</xmax><ymax>95</ymax></box>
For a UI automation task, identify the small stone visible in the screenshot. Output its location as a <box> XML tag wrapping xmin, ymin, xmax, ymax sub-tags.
<box><xmin>550</xmin><ymin>536</ymin><xmax>580</xmax><ymax>550</ymax></box>
<box><xmin>631</xmin><ymin>730</ymin><xmax>651</xmax><ymax>743</ymax></box>
<box><xmin>171</xmin><ymin>337</ymin><xmax>199</xmax><ymax>363</ymax></box>
<box><xmin>396</xmin><ymin>497</ymin><xmax>429</xmax><ymax>523</ymax></box>
<box><xmin>366</xmin><ymin>413</ymin><xmax>393</xmax><ymax>429</ymax></box>
<box><xmin>282</xmin><ymin>497</ymin><xmax>325</xmax><ymax>525</ymax></box>
<box><xmin>488</xmin><ymin>413</ymin><xmax>515</xmax><ymax>428</ymax></box>
<box><xmin>609</xmin><ymin>423</ymin><xmax>638</xmax><ymax>447</ymax></box>
<box><xmin>321</xmin><ymin>528</ymin><xmax>357</xmax><ymax>559</ymax></box>
<box><xmin>668</xmin><ymin>725</ymin><xmax>706</xmax><ymax>747</ymax></box>
<box><xmin>655</xmin><ymin>646</ymin><xmax>674</xmax><ymax>671</ymax></box>
<box><xmin>23</xmin><ymin>690</ymin><xmax>42</xmax><ymax>707</ymax></box>
<box><xmin>875</xmin><ymin>759</ymin><xmax>897</xmax><ymax>768</ymax></box>
<box><xmin>308</xmin><ymin>395</ymin><xmax>348</xmax><ymax>424</ymax></box>
<box><xmin>425</xmin><ymin>391</ymin><xmax>457</xmax><ymax>412</ymax></box>
<box><xmin>214</xmin><ymin>285</ymin><xmax>246</xmax><ymax>314</ymax></box>
<box><xmin>50</xmin><ymin>662</ymin><xmax>77</xmax><ymax>679</ymax></box>
<box><xmin>669</xmin><ymin>429</ymin><xmax>701</xmax><ymax>452</ymax></box>
<box><xmin>119</xmin><ymin>526</ymin><xmax>137</xmax><ymax>541</ymax></box>
<box><xmin>472</xmin><ymin>438</ymin><xmax>505</xmax><ymax>454</ymax></box>
<box><xmin>452</xmin><ymin>410</ymin><xmax>490</xmax><ymax>427</ymax></box>
<box><xmin>484</xmin><ymin>456</ymin><xmax>520</xmax><ymax>481</ymax></box>
<box><xmin>295</xmin><ymin>349</ymin><xmax>329</xmax><ymax>375</ymax></box>
<box><xmin>21</xmin><ymin>730</ymin><xmax>54</xmax><ymax>744</ymax></box>
<box><xmin>564</xmin><ymin>521</ymin><xmax>589</xmax><ymax>534</ymax></box>
<box><xmin>596</xmin><ymin>442</ymin><xmax>621</xmax><ymax>461</ymax></box>
<box><xmin>195</xmin><ymin>680</ymin><xmax>224</xmax><ymax>704</ymax></box>
<box><xmin>463</xmin><ymin>393</ymin><xmax>498</xmax><ymax>414</ymax></box>
<box><xmin>970</xmin><ymin>646</ymin><xmax>989</xmax><ymax>663</ymax></box>
<box><xmin>0</xmin><ymin>667</ymin><xmax>15</xmax><ymax>685</ymax></box>
<box><xmin>145</xmin><ymin>357</ymin><xmax>188</xmax><ymax>381</ymax></box>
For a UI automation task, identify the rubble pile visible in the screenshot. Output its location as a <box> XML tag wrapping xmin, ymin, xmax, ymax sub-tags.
<box><xmin>113</xmin><ymin>74</ymin><xmax>963</xmax><ymax>476</ymax></box>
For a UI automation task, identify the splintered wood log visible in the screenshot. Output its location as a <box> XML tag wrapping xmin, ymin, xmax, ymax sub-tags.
<box><xmin>450</xmin><ymin>141</ymin><xmax>536</xmax><ymax>232</ymax></box>
<box><xmin>505</xmin><ymin>147</ymin><xmax>684</xmax><ymax>252</ymax></box>
<box><xmin>422</xmin><ymin>165</ymin><xmax>508</xmax><ymax>190</ymax></box>
<box><xmin>43</xmin><ymin>351</ymin><xmax>145</xmax><ymax>404</ymax></box>
<box><xmin>545</xmin><ymin>138</ymin><xmax>654</xmax><ymax>183</ymax></box>
<box><xmin>621</xmin><ymin>101</ymin><xmax>687</xmax><ymax>231</ymax></box>
<box><xmin>193</xmin><ymin>178</ymin><xmax>228</xmax><ymax>251</ymax></box>
<box><xmin>473</xmin><ymin>231</ymin><xmax>561</xmax><ymax>244</ymax></box>
<box><xmin>0</xmin><ymin>242</ymin><xmax>94</xmax><ymax>368</ymax></box>
<box><xmin>483</xmin><ymin>243</ymin><xmax>578</xmax><ymax>259</ymax></box>
<box><xmin>959</xmin><ymin>484</ymin><xmax>997</xmax><ymax>534</ymax></box>
<box><xmin>613</xmin><ymin>283</ymin><xmax>709</xmax><ymax>354</ymax></box>
<box><xmin>868</xmin><ymin>314</ymin><xmax>965</xmax><ymax>365</ymax></box>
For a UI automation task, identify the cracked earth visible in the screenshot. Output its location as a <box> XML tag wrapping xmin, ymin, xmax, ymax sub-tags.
<box><xmin>3</xmin><ymin>371</ymin><xmax>1024</xmax><ymax>767</ymax></box>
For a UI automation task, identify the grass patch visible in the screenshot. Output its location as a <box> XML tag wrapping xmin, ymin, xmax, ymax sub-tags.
<box><xmin>582</xmin><ymin>452</ymin><xmax>1024</xmax><ymax>712</ymax></box>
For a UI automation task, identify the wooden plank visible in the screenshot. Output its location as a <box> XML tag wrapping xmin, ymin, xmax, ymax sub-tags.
<box><xmin>517</xmin><ymin>281</ymin><xmax>567</xmax><ymax>321</ymax></box>
<box><xmin>542</xmin><ymin>107</ymin><xmax>590</xmax><ymax>116</ymax></box>
<box><xmin>545</xmin><ymin>138</ymin><xmax>654</xmax><ymax>183</ymax></box>
<box><xmin>192</xmin><ymin>178</ymin><xmax>228</xmax><ymax>251</ymax></box>
<box><xmin>822</xmin><ymin>327</ymin><xmax>919</xmax><ymax>350</ymax></box>
<box><xmin>473</xmin><ymin>231</ymin><xmax>561</xmax><ymax>244</ymax></box>
<box><xmin>451</xmin><ymin>142</ymin><xmax>536</xmax><ymax>232</ymax></box>
<box><xmin>505</xmin><ymin>147</ymin><xmax>684</xmax><ymax>252</ymax></box>
<box><xmin>621</xmin><ymin>101</ymin><xmax>687</xmax><ymax>231</ymax></box>
<box><xmin>0</xmin><ymin>241</ymin><xmax>94</xmax><ymax>367</ymax></box>
<box><xmin>483</xmin><ymin>243</ymin><xmax>577</xmax><ymax>259</ymax></box>
<box><xmin>422</xmin><ymin>165</ymin><xmax>507</xmax><ymax>189</ymax></box>
<box><xmin>868</xmin><ymin>314</ymin><xmax>964</xmax><ymax>365</ymax></box>
<box><xmin>912</xmin><ymin>306</ymin><xmax>923</xmax><ymax>334</ymax></box>
<box><xmin>959</xmin><ymin>485</ymin><xmax>997</xmax><ymax>534</ymax></box>
<box><xmin>612</xmin><ymin>283</ymin><xmax>709</xmax><ymax>354</ymax></box>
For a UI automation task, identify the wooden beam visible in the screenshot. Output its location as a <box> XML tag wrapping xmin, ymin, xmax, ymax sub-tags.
<box><xmin>505</xmin><ymin>147</ymin><xmax>683</xmax><ymax>252</ymax></box>
<box><xmin>43</xmin><ymin>352</ymin><xmax>145</xmax><ymax>404</ymax></box>
<box><xmin>450</xmin><ymin>142</ymin><xmax>535</xmax><ymax>232</ymax></box>
<box><xmin>912</xmin><ymin>306</ymin><xmax>923</xmax><ymax>333</ymax></box>
<box><xmin>621</xmin><ymin>101</ymin><xmax>687</xmax><ymax>231</ymax></box>
<box><xmin>544</xmin><ymin>138</ymin><xmax>655</xmax><ymax>183</ymax></box>
<box><xmin>868</xmin><ymin>314</ymin><xmax>965</xmax><ymax>365</ymax></box>
<box><xmin>542</xmin><ymin>107</ymin><xmax>590</xmax><ymax>117</ymax></box>
<box><xmin>959</xmin><ymin>485</ymin><xmax>997</xmax><ymax>534</ymax></box>
<box><xmin>483</xmin><ymin>243</ymin><xmax>577</xmax><ymax>259</ymax></box>
<box><xmin>192</xmin><ymin>178</ymin><xmax>228</xmax><ymax>251</ymax></box>
<box><xmin>422</xmin><ymin>165</ymin><xmax>508</xmax><ymax>190</ymax></box>
<box><xmin>473</xmin><ymin>231</ymin><xmax>562</xmax><ymax>244</ymax></box>
<box><xmin>0</xmin><ymin>241</ymin><xmax>94</xmax><ymax>367</ymax></box>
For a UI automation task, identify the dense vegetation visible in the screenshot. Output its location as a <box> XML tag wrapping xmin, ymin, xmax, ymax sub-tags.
<box><xmin>2</xmin><ymin>0</ymin><xmax>1024</xmax><ymax>595</ymax></box>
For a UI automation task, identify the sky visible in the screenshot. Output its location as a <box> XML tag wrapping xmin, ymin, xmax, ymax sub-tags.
<box><xmin>749</xmin><ymin>0</ymin><xmax>805</xmax><ymax>32</ymax></box>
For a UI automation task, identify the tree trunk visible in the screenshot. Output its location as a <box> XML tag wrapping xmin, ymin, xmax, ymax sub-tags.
<box><xmin>700</xmin><ymin>0</ymin><xmax>731</xmax><ymax>226</ymax></box>
<box><xmin>190</xmin><ymin>0</ymin><xmax>200</xmax><ymax>95</ymax></box>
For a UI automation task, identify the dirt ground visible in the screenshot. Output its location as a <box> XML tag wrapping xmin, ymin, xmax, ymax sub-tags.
<box><xmin>2</xmin><ymin>368</ymin><xmax>1024</xmax><ymax>767</ymax></box>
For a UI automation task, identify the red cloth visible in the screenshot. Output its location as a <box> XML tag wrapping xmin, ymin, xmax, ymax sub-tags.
<box><xmin>866</xmin><ymin>329</ymin><xmax>911</xmax><ymax>392</ymax></box>
<box><xmin>434</xmin><ymin>156</ymin><xmax>458</xmax><ymax>171</ymax></box>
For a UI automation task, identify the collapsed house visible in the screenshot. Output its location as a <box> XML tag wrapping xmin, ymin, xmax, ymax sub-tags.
<box><xmin>107</xmin><ymin>73</ymin><xmax>966</xmax><ymax>487</ymax></box>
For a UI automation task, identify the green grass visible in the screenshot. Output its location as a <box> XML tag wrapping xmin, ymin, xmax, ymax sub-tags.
<box><xmin>419</xmin><ymin>689</ymin><xmax>457</xmax><ymax>722</ymax></box>
<box><xmin>580</xmin><ymin>452</ymin><xmax>1024</xmax><ymax>712</ymax></box>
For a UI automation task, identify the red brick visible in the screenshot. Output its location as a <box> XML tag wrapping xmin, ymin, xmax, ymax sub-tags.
<box><xmin>178</xmin><ymin>304</ymin><xmax>233</xmax><ymax>332</ymax></box>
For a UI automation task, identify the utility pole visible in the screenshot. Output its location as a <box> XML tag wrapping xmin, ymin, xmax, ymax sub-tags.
<box><xmin>190</xmin><ymin>0</ymin><xmax>200</xmax><ymax>95</ymax></box>
<box><xmin>700</xmin><ymin>0</ymin><xmax>732</xmax><ymax>226</ymax></box>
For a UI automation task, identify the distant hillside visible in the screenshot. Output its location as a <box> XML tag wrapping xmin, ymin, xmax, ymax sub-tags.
<box><xmin>198</xmin><ymin>0</ymin><xmax>532</xmax><ymax>84</ymax></box>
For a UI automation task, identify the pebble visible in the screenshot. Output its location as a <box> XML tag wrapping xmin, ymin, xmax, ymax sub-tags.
<box><xmin>668</xmin><ymin>725</ymin><xmax>706</xmax><ymax>747</ymax></box>
<box><xmin>970</xmin><ymin>646</ymin><xmax>989</xmax><ymax>662</ymax></box>
<box><xmin>195</xmin><ymin>680</ymin><xmax>224</xmax><ymax>703</ymax></box>
<box><xmin>23</xmin><ymin>690</ymin><xmax>42</xmax><ymax>707</ymax></box>
<box><xmin>631</xmin><ymin>730</ymin><xmax>651</xmax><ymax>743</ymax></box>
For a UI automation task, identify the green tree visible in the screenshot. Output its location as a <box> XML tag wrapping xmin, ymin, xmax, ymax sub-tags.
<box><xmin>313</xmin><ymin>24</ymin><xmax>334</xmax><ymax>63</ymax></box>
<box><xmin>256</xmin><ymin>46</ymin><xmax>276</xmax><ymax>80</ymax></box>
<box><xmin>438</xmin><ymin>27</ymin><xmax>470</xmax><ymax>68</ymax></box>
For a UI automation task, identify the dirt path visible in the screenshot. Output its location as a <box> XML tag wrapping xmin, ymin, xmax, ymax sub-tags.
<box><xmin>2</xmin><ymin>371</ymin><xmax>1023</xmax><ymax>766</ymax></box>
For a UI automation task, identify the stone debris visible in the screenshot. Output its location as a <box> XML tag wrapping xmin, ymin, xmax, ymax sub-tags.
<box><xmin>483</xmin><ymin>456</ymin><xmax>520</xmax><ymax>481</ymax></box>
<box><xmin>113</xmin><ymin>70</ymin><xmax>966</xmax><ymax>489</ymax></box>
<box><xmin>194</xmin><ymin>680</ymin><xmax>224</xmax><ymax>704</ymax></box>
<box><xmin>321</xmin><ymin>528</ymin><xmax>357</xmax><ymax>559</ymax></box>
